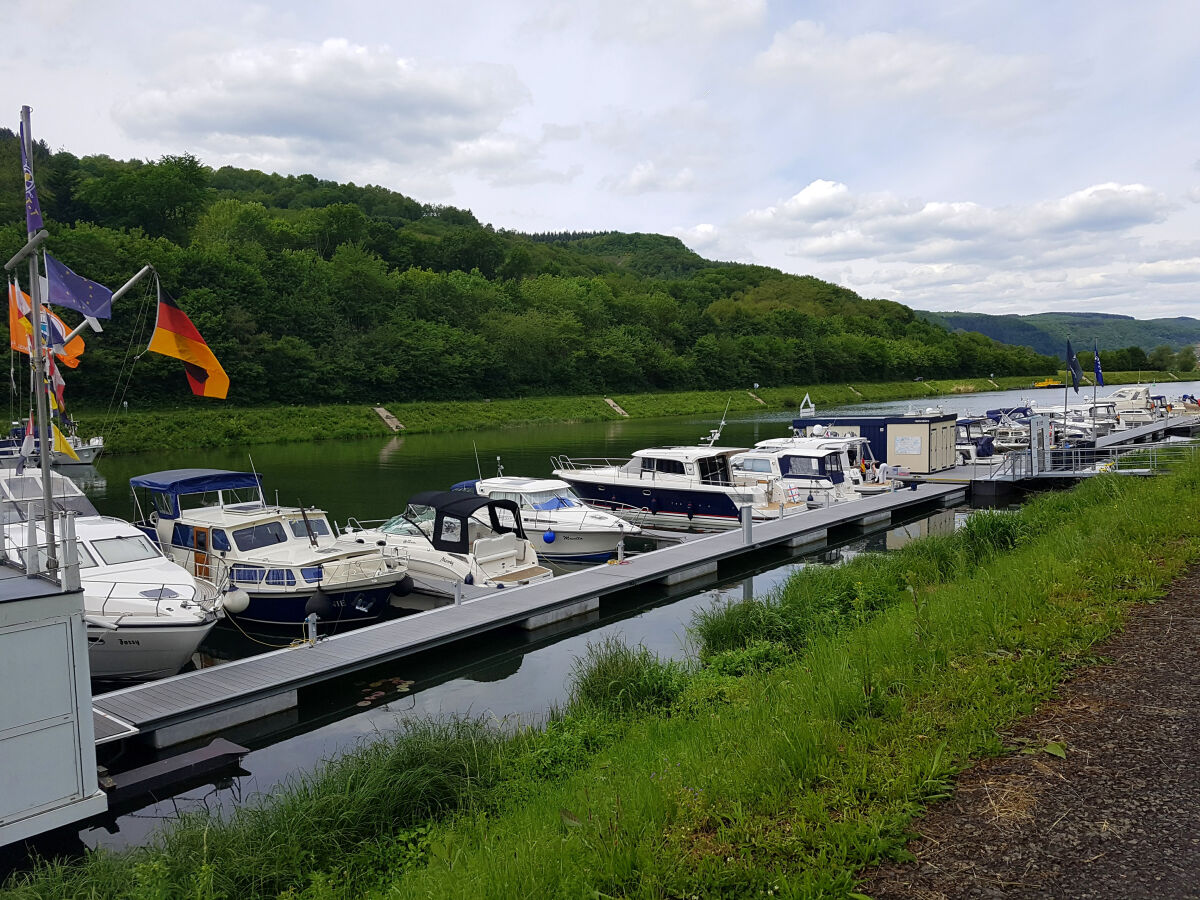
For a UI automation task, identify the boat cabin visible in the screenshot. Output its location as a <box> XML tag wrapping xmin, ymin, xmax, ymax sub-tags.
<box><xmin>621</xmin><ymin>447</ymin><xmax>742</xmax><ymax>486</ymax></box>
<box><xmin>389</xmin><ymin>490</ymin><xmax>527</xmax><ymax>555</ymax></box>
<box><xmin>451</xmin><ymin>477</ymin><xmax>586</xmax><ymax>511</ymax></box>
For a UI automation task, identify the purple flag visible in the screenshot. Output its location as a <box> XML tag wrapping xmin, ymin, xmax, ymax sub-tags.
<box><xmin>19</xmin><ymin>121</ymin><xmax>44</xmax><ymax>233</ymax></box>
<box><xmin>45</xmin><ymin>253</ymin><xmax>113</xmax><ymax>319</ymax></box>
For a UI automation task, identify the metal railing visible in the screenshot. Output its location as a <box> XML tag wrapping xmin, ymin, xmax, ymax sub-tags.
<box><xmin>987</xmin><ymin>439</ymin><xmax>1200</xmax><ymax>481</ymax></box>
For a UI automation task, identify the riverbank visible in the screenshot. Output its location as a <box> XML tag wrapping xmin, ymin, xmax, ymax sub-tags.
<box><xmin>74</xmin><ymin>369</ymin><xmax>1185</xmax><ymax>455</ymax></box>
<box><xmin>7</xmin><ymin>450</ymin><xmax>1199</xmax><ymax>898</ymax></box>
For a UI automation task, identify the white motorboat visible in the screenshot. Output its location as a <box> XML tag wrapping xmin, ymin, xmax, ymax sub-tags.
<box><xmin>732</xmin><ymin>431</ymin><xmax>898</xmax><ymax>509</ymax></box>
<box><xmin>341</xmin><ymin>490</ymin><xmax>553</xmax><ymax>598</ymax></box>
<box><xmin>451</xmin><ymin>475</ymin><xmax>640</xmax><ymax>562</ymax></box>
<box><xmin>130</xmin><ymin>469</ymin><xmax>412</xmax><ymax>628</ymax></box>
<box><xmin>0</xmin><ymin>469</ymin><xmax>221</xmax><ymax>682</ymax></box>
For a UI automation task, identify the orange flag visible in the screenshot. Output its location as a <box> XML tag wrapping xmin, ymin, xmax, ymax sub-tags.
<box><xmin>8</xmin><ymin>280</ymin><xmax>85</xmax><ymax>368</ymax></box>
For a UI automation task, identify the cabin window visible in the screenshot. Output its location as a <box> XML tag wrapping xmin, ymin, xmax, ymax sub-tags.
<box><xmin>232</xmin><ymin>565</ymin><xmax>265</xmax><ymax>584</ymax></box>
<box><xmin>644</xmin><ymin>457</ymin><xmax>685</xmax><ymax>475</ymax></box>
<box><xmin>439</xmin><ymin>517</ymin><xmax>462</xmax><ymax>543</ymax></box>
<box><xmin>826</xmin><ymin>454</ymin><xmax>842</xmax><ymax>475</ymax></box>
<box><xmin>288</xmin><ymin>518</ymin><xmax>331</xmax><ymax>538</ymax></box>
<box><xmin>232</xmin><ymin>521</ymin><xmax>288</xmax><ymax>551</ymax></box>
<box><xmin>92</xmin><ymin>534</ymin><xmax>161</xmax><ymax>565</ymax></box>
<box><xmin>782</xmin><ymin>456</ymin><xmax>820</xmax><ymax>477</ymax></box>
<box><xmin>301</xmin><ymin>566</ymin><xmax>323</xmax><ymax>583</ymax></box>
<box><xmin>528</xmin><ymin>488</ymin><xmax>582</xmax><ymax>509</ymax></box>
<box><xmin>266</xmin><ymin>569</ymin><xmax>297</xmax><ymax>586</ymax></box>
<box><xmin>171</xmin><ymin>523</ymin><xmax>195</xmax><ymax>548</ymax></box>
<box><xmin>211</xmin><ymin>529</ymin><xmax>230</xmax><ymax>552</ymax></box>
<box><xmin>737</xmin><ymin>458</ymin><xmax>773</xmax><ymax>474</ymax></box>
<box><xmin>493</xmin><ymin>507</ymin><xmax>518</xmax><ymax>530</ymax></box>
<box><xmin>697</xmin><ymin>455</ymin><xmax>731</xmax><ymax>485</ymax></box>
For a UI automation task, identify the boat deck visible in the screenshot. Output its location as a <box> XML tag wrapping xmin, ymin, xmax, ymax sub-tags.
<box><xmin>92</xmin><ymin>482</ymin><xmax>965</xmax><ymax>748</ymax></box>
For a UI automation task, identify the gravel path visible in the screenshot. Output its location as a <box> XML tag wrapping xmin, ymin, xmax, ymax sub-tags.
<box><xmin>859</xmin><ymin>568</ymin><xmax>1200</xmax><ymax>899</ymax></box>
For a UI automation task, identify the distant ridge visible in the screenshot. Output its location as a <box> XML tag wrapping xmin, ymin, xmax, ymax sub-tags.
<box><xmin>918</xmin><ymin>310</ymin><xmax>1200</xmax><ymax>359</ymax></box>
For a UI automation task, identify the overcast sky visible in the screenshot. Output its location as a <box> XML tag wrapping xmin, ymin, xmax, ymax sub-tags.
<box><xmin>5</xmin><ymin>1</ymin><xmax>1199</xmax><ymax>317</ymax></box>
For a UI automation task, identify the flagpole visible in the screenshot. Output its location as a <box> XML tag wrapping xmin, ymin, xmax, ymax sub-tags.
<box><xmin>1063</xmin><ymin>336</ymin><xmax>1069</xmax><ymax>448</ymax></box>
<box><xmin>20</xmin><ymin>105</ymin><xmax>57</xmax><ymax>575</ymax></box>
<box><xmin>1092</xmin><ymin>340</ymin><xmax>1097</xmax><ymax>439</ymax></box>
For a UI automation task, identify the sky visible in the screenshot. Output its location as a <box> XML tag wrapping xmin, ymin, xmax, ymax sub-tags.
<box><xmin>4</xmin><ymin>0</ymin><xmax>1200</xmax><ymax>318</ymax></box>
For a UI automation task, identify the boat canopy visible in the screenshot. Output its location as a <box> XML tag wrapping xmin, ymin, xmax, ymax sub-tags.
<box><xmin>130</xmin><ymin>469</ymin><xmax>264</xmax><ymax>495</ymax></box>
<box><xmin>407</xmin><ymin>489</ymin><xmax>527</xmax><ymax>554</ymax></box>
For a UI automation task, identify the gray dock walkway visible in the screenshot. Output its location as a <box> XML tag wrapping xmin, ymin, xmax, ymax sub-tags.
<box><xmin>93</xmin><ymin>482</ymin><xmax>964</xmax><ymax>749</ymax></box>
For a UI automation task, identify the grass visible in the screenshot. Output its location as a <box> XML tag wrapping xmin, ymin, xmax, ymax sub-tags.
<box><xmin>70</xmin><ymin>369</ymin><xmax>1195</xmax><ymax>455</ymax></box>
<box><xmin>7</xmin><ymin>456</ymin><xmax>1200</xmax><ymax>898</ymax></box>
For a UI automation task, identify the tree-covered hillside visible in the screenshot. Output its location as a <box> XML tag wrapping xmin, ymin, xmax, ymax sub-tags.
<box><xmin>920</xmin><ymin>310</ymin><xmax>1200</xmax><ymax>362</ymax></box>
<box><xmin>1</xmin><ymin>130</ymin><xmax>1056</xmax><ymax>407</ymax></box>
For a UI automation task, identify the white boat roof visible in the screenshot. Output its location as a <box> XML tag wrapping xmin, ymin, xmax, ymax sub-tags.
<box><xmin>176</xmin><ymin>503</ymin><xmax>330</xmax><ymax>528</ymax></box>
<box><xmin>631</xmin><ymin>445</ymin><xmax>748</xmax><ymax>462</ymax></box>
<box><xmin>477</xmin><ymin>476</ymin><xmax>571</xmax><ymax>493</ymax></box>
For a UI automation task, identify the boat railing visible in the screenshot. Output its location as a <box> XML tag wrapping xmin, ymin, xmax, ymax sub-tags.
<box><xmin>90</xmin><ymin>581</ymin><xmax>216</xmax><ymax>623</ymax></box>
<box><xmin>550</xmin><ymin>455</ymin><xmax>630</xmax><ymax>472</ymax></box>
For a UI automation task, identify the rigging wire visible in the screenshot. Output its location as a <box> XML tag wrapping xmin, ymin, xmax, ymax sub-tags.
<box><xmin>100</xmin><ymin>270</ymin><xmax>158</xmax><ymax>439</ymax></box>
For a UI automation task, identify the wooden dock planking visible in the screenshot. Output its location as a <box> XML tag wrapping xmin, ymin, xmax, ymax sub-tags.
<box><xmin>93</xmin><ymin>483</ymin><xmax>963</xmax><ymax>746</ymax></box>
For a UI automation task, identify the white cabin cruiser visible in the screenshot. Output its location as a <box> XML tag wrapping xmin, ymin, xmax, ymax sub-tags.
<box><xmin>130</xmin><ymin>469</ymin><xmax>411</xmax><ymax>629</ymax></box>
<box><xmin>451</xmin><ymin>476</ymin><xmax>640</xmax><ymax>563</ymax></box>
<box><xmin>341</xmin><ymin>490</ymin><xmax>553</xmax><ymax>598</ymax></box>
<box><xmin>753</xmin><ymin>431</ymin><xmax>898</xmax><ymax>494</ymax></box>
<box><xmin>0</xmin><ymin>470</ymin><xmax>220</xmax><ymax>682</ymax></box>
<box><xmin>552</xmin><ymin>445</ymin><xmax>768</xmax><ymax>530</ymax></box>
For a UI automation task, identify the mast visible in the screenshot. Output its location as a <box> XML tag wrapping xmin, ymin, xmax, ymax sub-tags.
<box><xmin>21</xmin><ymin>106</ymin><xmax>57</xmax><ymax>574</ymax></box>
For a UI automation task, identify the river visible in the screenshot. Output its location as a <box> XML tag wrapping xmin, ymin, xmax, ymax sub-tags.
<box><xmin>72</xmin><ymin>380</ymin><xmax>1199</xmax><ymax>851</ymax></box>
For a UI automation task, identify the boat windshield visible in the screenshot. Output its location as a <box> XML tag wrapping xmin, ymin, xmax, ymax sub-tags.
<box><xmin>0</xmin><ymin>473</ymin><xmax>98</xmax><ymax>519</ymax></box>
<box><xmin>232</xmin><ymin>521</ymin><xmax>288</xmax><ymax>551</ymax></box>
<box><xmin>496</xmin><ymin>488</ymin><xmax>582</xmax><ymax>510</ymax></box>
<box><xmin>380</xmin><ymin>514</ymin><xmax>425</xmax><ymax>537</ymax></box>
<box><xmin>90</xmin><ymin>534</ymin><xmax>161</xmax><ymax>566</ymax></box>
<box><xmin>288</xmin><ymin>517</ymin><xmax>331</xmax><ymax>538</ymax></box>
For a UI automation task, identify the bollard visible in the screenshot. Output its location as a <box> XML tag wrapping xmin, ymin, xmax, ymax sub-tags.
<box><xmin>617</xmin><ymin>538</ymin><xmax>625</xmax><ymax>563</ymax></box>
<box><xmin>454</xmin><ymin>579</ymin><xmax>463</xmax><ymax>606</ymax></box>
<box><xmin>305</xmin><ymin>612</ymin><xmax>318</xmax><ymax>645</ymax></box>
<box><xmin>741</xmin><ymin>505</ymin><xmax>753</xmax><ymax>544</ymax></box>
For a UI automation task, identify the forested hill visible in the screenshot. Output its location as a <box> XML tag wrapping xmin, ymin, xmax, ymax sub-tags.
<box><xmin>0</xmin><ymin>131</ymin><xmax>1057</xmax><ymax>406</ymax></box>
<box><xmin>920</xmin><ymin>310</ymin><xmax>1200</xmax><ymax>361</ymax></box>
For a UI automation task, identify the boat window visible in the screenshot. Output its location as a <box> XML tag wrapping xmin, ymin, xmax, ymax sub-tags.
<box><xmin>171</xmin><ymin>523</ymin><xmax>194</xmax><ymax>547</ymax></box>
<box><xmin>643</xmin><ymin>457</ymin><xmax>686</xmax><ymax>475</ymax></box>
<box><xmin>17</xmin><ymin>542</ymin><xmax>98</xmax><ymax>570</ymax></box>
<box><xmin>91</xmin><ymin>534</ymin><xmax>162</xmax><ymax>565</ymax></box>
<box><xmin>380</xmin><ymin>515</ymin><xmax>423</xmax><ymax>537</ymax></box>
<box><xmin>439</xmin><ymin>517</ymin><xmax>462</xmax><ymax>543</ymax></box>
<box><xmin>152</xmin><ymin>492</ymin><xmax>175</xmax><ymax>516</ymax></box>
<box><xmin>232</xmin><ymin>521</ymin><xmax>288</xmax><ymax>551</ymax></box>
<box><xmin>301</xmin><ymin>566</ymin><xmax>323</xmax><ymax>583</ymax></box>
<box><xmin>212</xmin><ymin>529</ymin><xmax>230</xmax><ymax>552</ymax></box>
<box><xmin>735</xmin><ymin>458</ymin><xmax>773</xmax><ymax>474</ymax></box>
<box><xmin>288</xmin><ymin>518</ymin><xmax>331</xmax><ymax>538</ymax></box>
<box><xmin>232</xmin><ymin>564</ymin><xmax>265</xmax><ymax>584</ymax></box>
<box><xmin>782</xmin><ymin>455</ymin><xmax>821</xmax><ymax>477</ymax></box>
<box><xmin>266</xmin><ymin>569</ymin><xmax>297</xmax><ymax>586</ymax></box>
<box><xmin>697</xmin><ymin>455</ymin><xmax>731</xmax><ymax>485</ymax></box>
<box><xmin>825</xmin><ymin>454</ymin><xmax>843</xmax><ymax>474</ymax></box>
<box><xmin>490</xmin><ymin>507</ymin><xmax>518</xmax><ymax>530</ymax></box>
<box><xmin>525</xmin><ymin>488</ymin><xmax>583</xmax><ymax>510</ymax></box>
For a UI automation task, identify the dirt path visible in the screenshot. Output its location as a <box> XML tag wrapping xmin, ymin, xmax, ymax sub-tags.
<box><xmin>860</xmin><ymin>568</ymin><xmax>1200</xmax><ymax>899</ymax></box>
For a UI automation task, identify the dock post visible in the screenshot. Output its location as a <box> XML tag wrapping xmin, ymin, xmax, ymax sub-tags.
<box><xmin>741</xmin><ymin>505</ymin><xmax>753</xmax><ymax>544</ymax></box>
<box><xmin>617</xmin><ymin>538</ymin><xmax>624</xmax><ymax>563</ymax></box>
<box><xmin>454</xmin><ymin>580</ymin><xmax>463</xmax><ymax>606</ymax></box>
<box><xmin>305</xmin><ymin>613</ymin><xmax>318</xmax><ymax>645</ymax></box>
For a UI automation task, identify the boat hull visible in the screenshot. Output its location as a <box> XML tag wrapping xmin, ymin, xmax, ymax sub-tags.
<box><xmin>529</xmin><ymin>526</ymin><xmax>635</xmax><ymax>562</ymax></box>
<box><xmin>558</xmin><ymin>478</ymin><xmax>745</xmax><ymax>530</ymax></box>
<box><xmin>88</xmin><ymin>618</ymin><xmax>217</xmax><ymax>683</ymax></box>
<box><xmin>234</xmin><ymin>583</ymin><xmax>395</xmax><ymax>628</ymax></box>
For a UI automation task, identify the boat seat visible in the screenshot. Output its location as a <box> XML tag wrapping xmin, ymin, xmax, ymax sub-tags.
<box><xmin>473</xmin><ymin>532</ymin><xmax>519</xmax><ymax>566</ymax></box>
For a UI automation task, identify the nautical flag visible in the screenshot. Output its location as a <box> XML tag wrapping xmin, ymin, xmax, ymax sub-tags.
<box><xmin>1093</xmin><ymin>341</ymin><xmax>1104</xmax><ymax>387</ymax></box>
<box><xmin>147</xmin><ymin>286</ymin><xmax>229</xmax><ymax>399</ymax></box>
<box><xmin>7</xmin><ymin>281</ymin><xmax>85</xmax><ymax>367</ymax></box>
<box><xmin>44</xmin><ymin>253</ymin><xmax>113</xmax><ymax>319</ymax></box>
<box><xmin>14</xmin><ymin>414</ymin><xmax>34</xmax><ymax>475</ymax></box>
<box><xmin>46</xmin><ymin>353</ymin><xmax>66</xmax><ymax>411</ymax></box>
<box><xmin>19</xmin><ymin>120</ymin><xmax>44</xmax><ymax>233</ymax></box>
<box><xmin>51</xmin><ymin>422</ymin><xmax>79</xmax><ymax>462</ymax></box>
<box><xmin>1067</xmin><ymin>339</ymin><xmax>1083</xmax><ymax>394</ymax></box>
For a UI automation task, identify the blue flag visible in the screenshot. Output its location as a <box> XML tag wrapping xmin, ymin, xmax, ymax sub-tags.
<box><xmin>45</xmin><ymin>253</ymin><xmax>113</xmax><ymax>319</ymax></box>
<box><xmin>1093</xmin><ymin>341</ymin><xmax>1104</xmax><ymax>387</ymax></box>
<box><xmin>19</xmin><ymin>120</ymin><xmax>44</xmax><ymax>233</ymax></box>
<box><xmin>1067</xmin><ymin>339</ymin><xmax>1083</xmax><ymax>394</ymax></box>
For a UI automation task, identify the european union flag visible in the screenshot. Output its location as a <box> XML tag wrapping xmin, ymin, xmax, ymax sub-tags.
<box><xmin>45</xmin><ymin>253</ymin><xmax>113</xmax><ymax>319</ymax></box>
<box><xmin>19</xmin><ymin>121</ymin><xmax>44</xmax><ymax>233</ymax></box>
<box><xmin>1067</xmin><ymin>338</ymin><xmax>1083</xmax><ymax>394</ymax></box>
<box><xmin>1093</xmin><ymin>341</ymin><xmax>1104</xmax><ymax>387</ymax></box>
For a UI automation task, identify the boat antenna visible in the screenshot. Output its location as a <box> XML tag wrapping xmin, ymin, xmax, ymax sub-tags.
<box><xmin>473</xmin><ymin>441</ymin><xmax>483</xmax><ymax>481</ymax></box>
<box><xmin>702</xmin><ymin>397</ymin><xmax>732</xmax><ymax>446</ymax></box>
<box><xmin>247</xmin><ymin>453</ymin><xmax>266</xmax><ymax>507</ymax></box>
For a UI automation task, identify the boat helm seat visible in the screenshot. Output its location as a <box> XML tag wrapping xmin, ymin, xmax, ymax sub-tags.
<box><xmin>473</xmin><ymin>532</ymin><xmax>520</xmax><ymax>567</ymax></box>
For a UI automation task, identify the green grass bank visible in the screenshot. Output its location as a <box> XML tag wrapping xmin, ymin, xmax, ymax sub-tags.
<box><xmin>74</xmin><ymin>369</ymin><xmax>1188</xmax><ymax>455</ymax></box>
<box><xmin>7</xmin><ymin>450</ymin><xmax>1200</xmax><ymax>898</ymax></box>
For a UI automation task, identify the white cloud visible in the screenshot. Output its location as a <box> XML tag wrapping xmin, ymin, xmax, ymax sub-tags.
<box><xmin>1134</xmin><ymin>258</ymin><xmax>1200</xmax><ymax>283</ymax></box>
<box><xmin>754</xmin><ymin>20</ymin><xmax>1053</xmax><ymax>124</ymax></box>
<box><xmin>605</xmin><ymin>161</ymin><xmax>695</xmax><ymax>194</ymax></box>
<box><xmin>116</xmin><ymin>39</ymin><xmax>531</xmax><ymax>179</ymax></box>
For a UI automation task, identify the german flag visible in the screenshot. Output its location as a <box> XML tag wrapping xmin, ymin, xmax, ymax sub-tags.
<box><xmin>147</xmin><ymin>287</ymin><xmax>229</xmax><ymax>399</ymax></box>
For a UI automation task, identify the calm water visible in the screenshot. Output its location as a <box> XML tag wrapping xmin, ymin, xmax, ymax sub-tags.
<box><xmin>72</xmin><ymin>380</ymin><xmax>1195</xmax><ymax>851</ymax></box>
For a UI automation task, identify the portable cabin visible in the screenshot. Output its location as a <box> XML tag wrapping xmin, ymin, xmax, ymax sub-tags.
<box><xmin>791</xmin><ymin>412</ymin><xmax>957</xmax><ymax>473</ymax></box>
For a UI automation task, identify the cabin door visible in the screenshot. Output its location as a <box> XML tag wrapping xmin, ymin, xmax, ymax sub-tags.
<box><xmin>193</xmin><ymin>527</ymin><xmax>211</xmax><ymax>579</ymax></box>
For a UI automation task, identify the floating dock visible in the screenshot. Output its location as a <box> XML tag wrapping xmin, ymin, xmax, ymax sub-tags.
<box><xmin>92</xmin><ymin>482</ymin><xmax>965</xmax><ymax>749</ymax></box>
